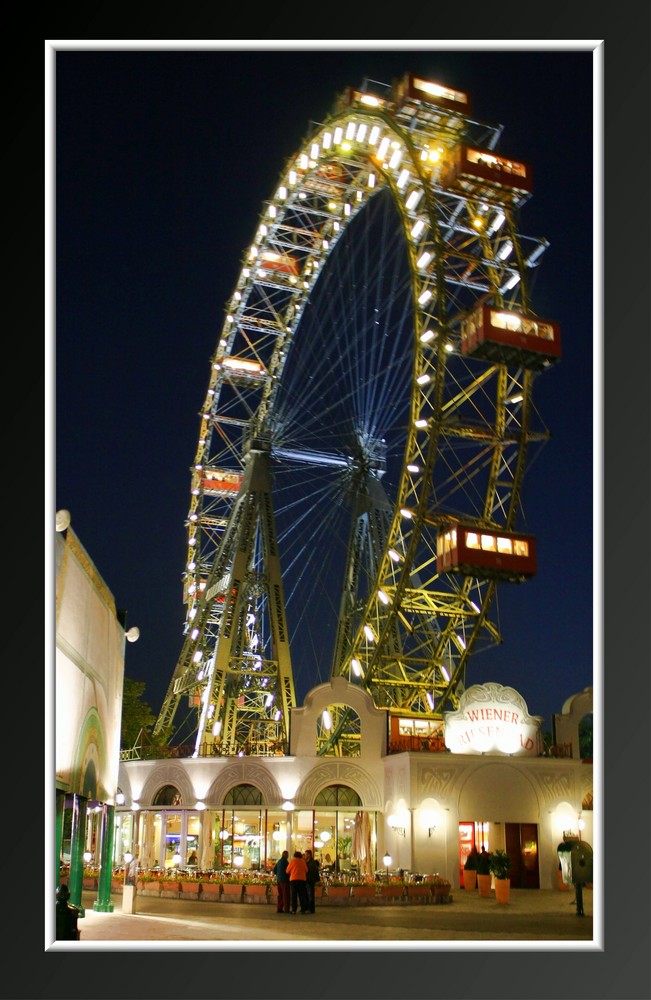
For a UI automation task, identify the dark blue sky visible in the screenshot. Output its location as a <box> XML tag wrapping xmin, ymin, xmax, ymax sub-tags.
<box><xmin>53</xmin><ymin>44</ymin><xmax>595</xmax><ymax>733</ymax></box>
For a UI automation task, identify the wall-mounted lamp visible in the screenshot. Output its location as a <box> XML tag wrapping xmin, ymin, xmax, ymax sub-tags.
<box><xmin>281</xmin><ymin>800</ymin><xmax>295</xmax><ymax>812</ymax></box>
<box><xmin>382</xmin><ymin>853</ymin><xmax>392</xmax><ymax>881</ymax></box>
<box><xmin>115</xmin><ymin>791</ymin><xmax>126</xmax><ymax>806</ymax></box>
<box><xmin>388</xmin><ymin>815</ymin><xmax>406</xmax><ymax>837</ymax></box>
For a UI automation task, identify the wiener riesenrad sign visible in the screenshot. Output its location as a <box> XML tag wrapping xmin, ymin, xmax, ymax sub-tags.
<box><xmin>444</xmin><ymin>682</ymin><xmax>543</xmax><ymax>756</ymax></box>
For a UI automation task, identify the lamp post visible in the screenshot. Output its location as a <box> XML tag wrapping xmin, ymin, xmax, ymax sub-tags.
<box><xmin>382</xmin><ymin>853</ymin><xmax>392</xmax><ymax>882</ymax></box>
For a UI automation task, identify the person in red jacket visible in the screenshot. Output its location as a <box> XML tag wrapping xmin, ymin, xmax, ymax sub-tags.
<box><xmin>286</xmin><ymin>850</ymin><xmax>310</xmax><ymax>914</ymax></box>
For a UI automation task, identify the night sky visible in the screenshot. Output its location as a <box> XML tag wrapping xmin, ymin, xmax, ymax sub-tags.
<box><xmin>52</xmin><ymin>43</ymin><xmax>595</xmax><ymax>735</ymax></box>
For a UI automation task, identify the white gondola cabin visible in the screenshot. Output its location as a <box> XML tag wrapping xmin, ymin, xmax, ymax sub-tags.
<box><xmin>219</xmin><ymin>356</ymin><xmax>267</xmax><ymax>382</ymax></box>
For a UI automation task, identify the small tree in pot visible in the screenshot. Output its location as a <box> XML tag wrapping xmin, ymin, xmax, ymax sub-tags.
<box><xmin>489</xmin><ymin>849</ymin><xmax>512</xmax><ymax>904</ymax></box>
<box><xmin>463</xmin><ymin>848</ymin><xmax>478</xmax><ymax>891</ymax></box>
<box><xmin>476</xmin><ymin>848</ymin><xmax>492</xmax><ymax>897</ymax></box>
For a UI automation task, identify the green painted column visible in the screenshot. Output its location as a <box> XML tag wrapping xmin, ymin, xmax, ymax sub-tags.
<box><xmin>68</xmin><ymin>793</ymin><xmax>88</xmax><ymax>917</ymax></box>
<box><xmin>55</xmin><ymin>790</ymin><xmax>66</xmax><ymax>888</ymax></box>
<box><xmin>94</xmin><ymin>804</ymin><xmax>115</xmax><ymax>912</ymax></box>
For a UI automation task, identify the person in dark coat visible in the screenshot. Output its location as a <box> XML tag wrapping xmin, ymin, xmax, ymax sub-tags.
<box><xmin>304</xmin><ymin>849</ymin><xmax>321</xmax><ymax>913</ymax></box>
<box><xmin>273</xmin><ymin>850</ymin><xmax>290</xmax><ymax>913</ymax></box>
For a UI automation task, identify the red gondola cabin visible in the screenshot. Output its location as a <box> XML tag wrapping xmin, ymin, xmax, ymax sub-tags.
<box><xmin>442</xmin><ymin>145</ymin><xmax>532</xmax><ymax>196</ymax></box>
<box><xmin>437</xmin><ymin>524</ymin><xmax>537</xmax><ymax>582</ymax></box>
<box><xmin>461</xmin><ymin>303</ymin><xmax>561</xmax><ymax>370</ymax></box>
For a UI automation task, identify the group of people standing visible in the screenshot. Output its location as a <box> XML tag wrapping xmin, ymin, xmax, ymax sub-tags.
<box><xmin>273</xmin><ymin>849</ymin><xmax>321</xmax><ymax>914</ymax></box>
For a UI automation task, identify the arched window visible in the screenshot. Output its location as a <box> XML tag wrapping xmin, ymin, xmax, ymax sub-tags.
<box><xmin>223</xmin><ymin>783</ymin><xmax>263</xmax><ymax>806</ymax></box>
<box><xmin>314</xmin><ymin>784</ymin><xmax>362</xmax><ymax>808</ymax></box>
<box><xmin>153</xmin><ymin>784</ymin><xmax>183</xmax><ymax>806</ymax></box>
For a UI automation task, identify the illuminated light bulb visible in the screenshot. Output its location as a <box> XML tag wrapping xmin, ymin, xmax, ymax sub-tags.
<box><xmin>345</xmin><ymin>121</ymin><xmax>356</xmax><ymax>140</ymax></box>
<box><xmin>388</xmin><ymin>549</ymin><xmax>401</xmax><ymax>562</ymax></box>
<box><xmin>351</xmin><ymin>658</ymin><xmax>362</xmax><ymax>677</ymax></box>
<box><xmin>400</xmin><ymin>508</ymin><xmax>413</xmax><ymax>519</ymax></box>
<box><xmin>213</xmin><ymin>720</ymin><xmax>222</xmax><ymax>737</ymax></box>
<box><xmin>396</xmin><ymin>168</ymin><xmax>410</xmax><ymax>189</ymax></box>
<box><xmin>363</xmin><ymin>624</ymin><xmax>375</xmax><ymax>642</ymax></box>
<box><xmin>502</xmin><ymin>273</ymin><xmax>521</xmax><ymax>291</ymax></box>
<box><xmin>356</xmin><ymin>123</ymin><xmax>367</xmax><ymax>142</ymax></box>
<box><xmin>388</xmin><ymin>148</ymin><xmax>402</xmax><ymax>170</ymax></box>
<box><xmin>193</xmin><ymin>650</ymin><xmax>203</xmax><ymax>664</ymax></box>
<box><xmin>440</xmin><ymin>665</ymin><xmax>450</xmax><ymax>682</ymax></box>
<box><xmin>360</xmin><ymin>94</ymin><xmax>380</xmax><ymax>107</ymax></box>
<box><xmin>406</xmin><ymin>189</ymin><xmax>423</xmax><ymax>210</ymax></box>
<box><xmin>415</xmin><ymin>418</ymin><xmax>428</xmax><ymax>428</ymax></box>
<box><xmin>322</xmin><ymin>709</ymin><xmax>333</xmax><ymax>730</ymax></box>
<box><xmin>411</xmin><ymin>219</ymin><xmax>425</xmax><ymax>238</ymax></box>
<box><xmin>426</xmin><ymin>692</ymin><xmax>435</xmax><ymax>711</ymax></box>
<box><xmin>367</xmin><ymin>173</ymin><xmax>376</xmax><ymax>188</ymax></box>
<box><xmin>407</xmin><ymin>464</ymin><xmax>420</xmax><ymax>473</ymax></box>
<box><xmin>191</xmin><ymin>628</ymin><xmax>199</xmax><ymax>640</ymax></box>
<box><xmin>418</xmin><ymin>289</ymin><xmax>432</xmax><ymax>305</ymax></box>
<box><xmin>416</xmin><ymin>251</ymin><xmax>432</xmax><ymax>268</ymax></box>
<box><xmin>322</xmin><ymin>132</ymin><xmax>332</xmax><ymax>148</ymax></box>
<box><xmin>444</xmin><ymin>343</ymin><xmax>453</xmax><ymax>352</ymax></box>
<box><xmin>378</xmin><ymin>590</ymin><xmax>390</xmax><ymax>605</ymax></box>
<box><xmin>498</xmin><ymin>240</ymin><xmax>513</xmax><ymax>260</ymax></box>
<box><xmin>377</xmin><ymin>136</ymin><xmax>390</xmax><ymax>160</ymax></box>
<box><xmin>416</xmin><ymin>373</ymin><xmax>431</xmax><ymax>385</ymax></box>
<box><xmin>420</xmin><ymin>329</ymin><xmax>435</xmax><ymax>343</ymax></box>
<box><xmin>369</xmin><ymin>125</ymin><xmax>381</xmax><ymax>144</ymax></box>
<box><xmin>333</xmin><ymin>126</ymin><xmax>343</xmax><ymax>144</ymax></box>
<box><xmin>310</xmin><ymin>143</ymin><xmax>320</xmax><ymax>159</ymax></box>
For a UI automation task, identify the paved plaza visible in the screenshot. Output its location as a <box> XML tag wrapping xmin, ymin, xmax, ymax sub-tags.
<box><xmin>51</xmin><ymin>887</ymin><xmax>597</xmax><ymax>948</ymax></box>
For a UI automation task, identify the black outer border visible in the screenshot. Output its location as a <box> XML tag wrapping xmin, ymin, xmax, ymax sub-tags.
<box><xmin>27</xmin><ymin>15</ymin><xmax>649</xmax><ymax>1000</ymax></box>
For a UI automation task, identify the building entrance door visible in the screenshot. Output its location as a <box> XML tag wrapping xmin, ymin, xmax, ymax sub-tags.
<box><xmin>505</xmin><ymin>822</ymin><xmax>539</xmax><ymax>888</ymax></box>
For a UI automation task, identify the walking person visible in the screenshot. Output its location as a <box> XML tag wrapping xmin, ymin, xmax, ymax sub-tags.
<box><xmin>304</xmin><ymin>848</ymin><xmax>321</xmax><ymax>913</ymax></box>
<box><xmin>286</xmin><ymin>850</ymin><xmax>310</xmax><ymax>914</ymax></box>
<box><xmin>273</xmin><ymin>850</ymin><xmax>290</xmax><ymax>913</ymax></box>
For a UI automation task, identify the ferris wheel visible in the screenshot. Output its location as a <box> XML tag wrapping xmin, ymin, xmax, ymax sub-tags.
<box><xmin>154</xmin><ymin>73</ymin><xmax>560</xmax><ymax>757</ymax></box>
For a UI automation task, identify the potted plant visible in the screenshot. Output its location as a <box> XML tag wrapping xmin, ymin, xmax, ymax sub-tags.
<box><xmin>489</xmin><ymin>849</ymin><xmax>512</xmax><ymax>904</ymax></box>
<box><xmin>463</xmin><ymin>848</ymin><xmax>478</xmax><ymax>891</ymax></box>
<box><xmin>476</xmin><ymin>848</ymin><xmax>492</xmax><ymax>897</ymax></box>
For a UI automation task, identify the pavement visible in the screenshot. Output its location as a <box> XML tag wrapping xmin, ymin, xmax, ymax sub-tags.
<box><xmin>48</xmin><ymin>886</ymin><xmax>597</xmax><ymax>949</ymax></box>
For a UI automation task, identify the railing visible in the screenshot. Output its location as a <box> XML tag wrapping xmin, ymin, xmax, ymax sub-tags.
<box><xmin>387</xmin><ymin>735</ymin><xmax>448</xmax><ymax>754</ymax></box>
<box><xmin>120</xmin><ymin>740</ymin><xmax>290</xmax><ymax>762</ymax></box>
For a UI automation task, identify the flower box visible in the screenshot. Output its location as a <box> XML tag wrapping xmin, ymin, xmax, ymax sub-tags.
<box><xmin>351</xmin><ymin>884</ymin><xmax>377</xmax><ymax>902</ymax></box>
<box><xmin>180</xmin><ymin>880</ymin><xmax>201</xmax><ymax>896</ymax></box>
<box><xmin>220</xmin><ymin>883</ymin><xmax>244</xmax><ymax>899</ymax></box>
<box><xmin>406</xmin><ymin>884</ymin><xmax>431</xmax><ymax>902</ymax></box>
<box><xmin>244</xmin><ymin>884</ymin><xmax>270</xmax><ymax>902</ymax></box>
<box><xmin>378</xmin><ymin>884</ymin><xmax>404</xmax><ymax>901</ymax></box>
<box><xmin>161</xmin><ymin>880</ymin><xmax>180</xmax><ymax>894</ymax></box>
<box><xmin>324</xmin><ymin>884</ymin><xmax>351</xmax><ymax>902</ymax></box>
<box><xmin>200</xmin><ymin>882</ymin><xmax>222</xmax><ymax>899</ymax></box>
<box><xmin>82</xmin><ymin>877</ymin><xmax>98</xmax><ymax>890</ymax></box>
